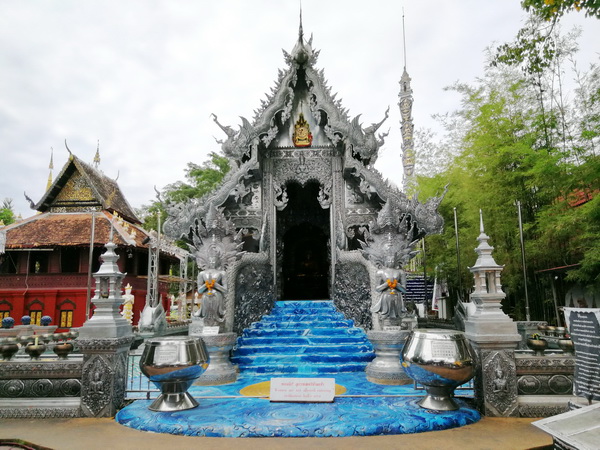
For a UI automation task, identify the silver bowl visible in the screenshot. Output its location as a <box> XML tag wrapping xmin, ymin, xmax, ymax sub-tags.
<box><xmin>140</xmin><ymin>336</ymin><xmax>209</xmax><ymax>412</ymax></box>
<box><xmin>401</xmin><ymin>329</ymin><xmax>476</xmax><ymax>411</ymax></box>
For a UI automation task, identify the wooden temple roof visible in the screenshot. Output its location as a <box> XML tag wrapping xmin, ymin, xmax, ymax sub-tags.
<box><xmin>35</xmin><ymin>154</ymin><xmax>141</xmax><ymax>224</ymax></box>
<box><xmin>3</xmin><ymin>211</ymin><xmax>149</xmax><ymax>249</ymax></box>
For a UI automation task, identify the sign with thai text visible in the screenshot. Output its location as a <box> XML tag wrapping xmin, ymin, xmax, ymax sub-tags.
<box><xmin>270</xmin><ymin>378</ymin><xmax>336</xmax><ymax>402</ymax></box>
<box><xmin>154</xmin><ymin>344</ymin><xmax>178</xmax><ymax>365</ymax></box>
<box><xmin>202</xmin><ymin>326</ymin><xmax>220</xmax><ymax>336</ymax></box>
<box><xmin>564</xmin><ymin>308</ymin><xmax>600</xmax><ymax>402</ymax></box>
<box><xmin>432</xmin><ymin>341</ymin><xmax>457</xmax><ymax>360</ymax></box>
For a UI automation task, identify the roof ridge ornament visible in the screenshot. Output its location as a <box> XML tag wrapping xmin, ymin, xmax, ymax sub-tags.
<box><xmin>289</xmin><ymin>5</ymin><xmax>314</xmax><ymax>66</ymax></box>
<box><xmin>93</xmin><ymin>139</ymin><xmax>101</xmax><ymax>169</ymax></box>
<box><xmin>298</xmin><ymin>3</ymin><xmax>304</xmax><ymax>43</ymax></box>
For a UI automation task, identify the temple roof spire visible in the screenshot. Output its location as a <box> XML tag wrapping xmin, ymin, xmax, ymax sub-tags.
<box><xmin>46</xmin><ymin>147</ymin><xmax>54</xmax><ymax>191</ymax></box>
<box><xmin>93</xmin><ymin>139</ymin><xmax>101</xmax><ymax>169</ymax></box>
<box><xmin>298</xmin><ymin>3</ymin><xmax>304</xmax><ymax>43</ymax></box>
<box><xmin>290</xmin><ymin>3</ymin><xmax>313</xmax><ymax>65</ymax></box>
<box><xmin>402</xmin><ymin>8</ymin><xmax>408</xmax><ymax>70</ymax></box>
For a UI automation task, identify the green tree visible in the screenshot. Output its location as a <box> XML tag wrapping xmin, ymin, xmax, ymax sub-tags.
<box><xmin>495</xmin><ymin>0</ymin><xmax>599</xmax><ymax>74</ymax></box>
<box><xmin>416</xmin><ymin>44</ymin><xmax>600</xmax><ymax>320</ymax></box>
<box><xmin>138</xmin><ymin>151</ymin><xmax>230</xmax><ymax>231</ymax></box>
<box><xmin>0</xmin><ymin>198</ymin><xmax>15</xmax><ymax>226</ymax></box>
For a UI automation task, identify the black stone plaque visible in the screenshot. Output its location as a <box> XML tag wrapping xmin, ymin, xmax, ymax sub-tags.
<box><xmin>564</xmin><ymin>308</ymin><xmax>600</xmax><ymax>402</ymax></box>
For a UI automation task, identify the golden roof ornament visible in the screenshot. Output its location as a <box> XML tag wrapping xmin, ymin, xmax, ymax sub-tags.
<box><xmin>292</xmin><ymin>112</ymin><xmax>312</xmax><ymax>148</ymax></box>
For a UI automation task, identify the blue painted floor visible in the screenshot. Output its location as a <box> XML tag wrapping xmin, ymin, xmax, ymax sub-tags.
<box><xmin>116</xmin><ymin>372</ymin><xmax>479</xmax><ymax>437</ymax></box>
<box><xmin>118</xmin><ymin>301</ymin><xmax>478</xmax><ymax>437</ymax></box>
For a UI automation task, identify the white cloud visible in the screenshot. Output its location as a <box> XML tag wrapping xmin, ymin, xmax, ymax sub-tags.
<box><xmin>0</xmin><ymin>1</ymin><xmax>598</xmax><ymax>218</ymax></box>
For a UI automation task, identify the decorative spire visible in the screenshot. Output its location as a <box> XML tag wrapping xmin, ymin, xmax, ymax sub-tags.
<box><xmin>472</xmin><ymin>210</ymin><xmax>501</xmax><ymax>270</ymax></box>
<box><xmin>298</xmin><ymin>3</ymin><xmax>304</xmax><ymax>42</ymax></box>
<box><xmin>46</xmin><ymin>148</ymin><xmax>54</xmax><ymax>191</ymax></box>
<box><xmin>398</xmin><ymin>10</ymin><xmax>415</xmax><ymax>194</ymax></box>
<box><xmin>402</xmin><ymin>8</ymin><xmax>408</xmax><ymax>70</ymax></box>
<box><xmin>290</xmin><ymin>4</ymin><xmax>313</xmax><ymax>65</ymax></box>
<box><xmin>93</xmin><ymin>139</ymin><xmax>101</xmax><ymax>169</ymax></box>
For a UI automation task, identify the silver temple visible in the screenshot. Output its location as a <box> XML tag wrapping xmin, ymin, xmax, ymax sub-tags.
<box><xmin>163</xmin><ymin>20</ymin><xmax>445</xmax><ymax>334</ymax></box>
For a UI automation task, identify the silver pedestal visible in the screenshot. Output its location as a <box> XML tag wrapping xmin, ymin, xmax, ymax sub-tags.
<box><xmin>139</xmin><ymin>336</ymin><xmax>209</xmax><ymax>412</ymax></box>
<box><xmin>401</xmin><ymin>329</ymin><xmax>476</xmax><ymax>411</ymax></box>
<box><xmin>194</xmin><ymin>332</ymin><xmax>238</xmax><ymax>385</ymax></box>
<box><xmin>366</xmin><ymin>330</ymin><xmax>411</xmax><ymax>385</ymax></box>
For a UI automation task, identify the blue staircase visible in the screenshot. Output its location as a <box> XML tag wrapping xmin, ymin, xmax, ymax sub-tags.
<box><xmin>231</xmin><ymin>300</ymin><xmax>374</xmax><ymax>375</ymax></box>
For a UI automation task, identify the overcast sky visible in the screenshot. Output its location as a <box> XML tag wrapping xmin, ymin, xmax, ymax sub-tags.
<box><xmin>1</xmin><ymin>1</ymin><xmax>598</xmax><ymax>219</ymax></box>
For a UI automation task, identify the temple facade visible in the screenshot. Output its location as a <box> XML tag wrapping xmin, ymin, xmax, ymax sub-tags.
<box><xmin>0</xmin><ymin>153</ymin><xmax>178</xmax><ymax>330</ymax></box>
<box><xmin>164</xmin><ymin>24</ymin><xmax>445</xmax><ymax>334</ymax></box>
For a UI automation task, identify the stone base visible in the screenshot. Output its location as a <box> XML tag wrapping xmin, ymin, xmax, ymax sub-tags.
<box><xmin>366</xmin><ymin>330</ymin><xmax>411</xmax><ymax>385</ymax></box>
<box><xmin>194</xmin><ymin>333</ymin><xmax>237</xmax><ymax>386</ymax></box>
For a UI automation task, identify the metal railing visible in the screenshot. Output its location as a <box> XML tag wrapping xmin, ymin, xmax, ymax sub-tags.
<box><xmin>125</xmin><ymin>349</ymin><xmax>157</xmax><ymax>399</ymax></box>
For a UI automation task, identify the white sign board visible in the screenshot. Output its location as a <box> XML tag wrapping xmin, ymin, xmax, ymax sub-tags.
<box><xmin>202</xmin><ymin>326</ymin><xmax>220</xmax><ymax>336</ymax></box>
<box><xmin>154</xmin><ymin>344</ymin><xmax>178</xmax><ymax>365</ymax></box>
<box><xmin>270</xmin><ymin>378</ymin><xmax>336</xmax><ymax>403</ymax></box>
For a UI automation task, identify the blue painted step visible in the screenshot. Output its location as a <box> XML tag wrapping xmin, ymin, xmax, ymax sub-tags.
<box><xmin>232</xmin><ymin>300</ymin><xmax>374</xmax><ymax>375</ymax></box>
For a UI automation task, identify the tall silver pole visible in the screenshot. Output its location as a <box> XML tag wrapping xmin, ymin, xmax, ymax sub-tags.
<box><xmin>85</xmin><ymin>211</ymin><xmax>96</xmax><ymax>319</ymax></box>
<box><xmin>517</xmin><ymin>200</ymin><xmax>531</xmax><ymax>321</ymax></box>
<box><xmin>453</xmin><ymin>207</ymin><xmax>462</xmax><ymax>301</ymax></box>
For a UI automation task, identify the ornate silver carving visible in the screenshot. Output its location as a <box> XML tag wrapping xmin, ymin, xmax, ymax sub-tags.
<box><xmin>188</xmin><ymin>204</ymin><xmax>244</xmax><ymax>332</ymax></box>
<box><xmin>81</xmin><ymin>354</ymin><xmax>112</xmax><ymax>417</ymax></box>
<box><xmin>515</xmin><ymin>355</ymin><xmax>575</xmax><ymax>374</ymax></box>
<box><xmin>517</xmin><ymin>374</ymin><xmax>573</xmax><ymax>395</ymax></box>
<box><xmin>76</xmin><ymin>337</ymin><xmax>133</xmax><ymax>352</ymax></box>
<box><xmin>273</xmin><ymin>184</ymin><xmax>289</xmax><ymax>211</ymax></box>
<box><xmin>0</xmin><ymin>360</ymin><xmax>82</xmax><ymax>378</ymax></box>
<box><xmin>233</xmin><ymin>253</ymin><xmax>275</xmax><ymax>335</ymax></box>
<box><xmin>0</xmin><ymin>378</ymin><xmax>80</xmax><ymax>398</ymax></box>
<box><xmin>317</xmin><ymin>181</ymin><xmax>332</xmax><ymax>209</ymax></box>
<box><xmin>0</xmin><ymin>405</ymin><xmax>81</xmax><ymax>419</ymax></box>
<box><xmin>477</xmin><ymin>349</ymin><xmax>519</xmax><ymax>417</ymax></box>
<box><xmin>517</xmin><ymin>404</ymin><xmax>570</xmax><ymax>418</ymax></box>
<box><xmin>333</xmin><ymin>253</ymin><xmax>372</xmax><ymax>330</ymax></box>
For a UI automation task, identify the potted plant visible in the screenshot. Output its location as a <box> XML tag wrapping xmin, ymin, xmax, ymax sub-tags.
<box><xmin>527</xmin><ymin>333</ymin><xmax>548</xmax><ymax>356</ymax></box>
<box><xmin>558</xmin><ymin>332</ymin><xmax>574</xmax><ymax>354</ymax></box>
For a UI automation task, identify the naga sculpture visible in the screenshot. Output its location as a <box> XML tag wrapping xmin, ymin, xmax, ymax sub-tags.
<box><xmin>188</xmin><ymin>203</ymin><xmax>244</xmax><ymax>332</ymax></box>
<box><xmin>361</xmin><ymin>199</ymin><xmax>420</xmax><ymax>327</ymax></box>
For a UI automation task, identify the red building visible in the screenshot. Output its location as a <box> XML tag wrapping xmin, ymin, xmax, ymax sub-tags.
<box><xmin>0</xmin><ymin>154</ymin><xmax>177</xmax><ymax>331</ymax></box>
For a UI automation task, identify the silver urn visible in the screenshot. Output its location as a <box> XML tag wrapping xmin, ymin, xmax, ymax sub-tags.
<box><xmin>139</xmin><ymin>336</ymin><xmax>209</xmax><ymax>412</ymax></box>
<box><xmin>401</xmin><ymin>329</ymin><xmax>476</xmax><ymax>411</ymax></box>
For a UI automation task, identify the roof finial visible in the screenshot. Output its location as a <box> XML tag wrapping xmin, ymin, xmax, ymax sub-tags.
<box><xmin>64</xmin><ymin>139</ymin><xmax>72</xmax><ymax>157</ymax></box>
<box><xmin>479</xmin><ymin>209</ymin><xmax>485</xmax><ymax>234</ymax></box>
<box><xmin>402</xmin><ymin>7</ymin><xmax>408</xmax><ymax>70</ymax></box>
<box><xmin>93</xmin><ymin>139</ymin><xmax>101</xmax><ymax>169</ymax></box>
<box><xmin>298</xmin><ymin>1</ymin><xmax>304</xmax><ymax>42</ymax></box>
<box><xmin>46</xmin><ymin>147</ymin><xmax>54</xmax><ymax>190</ymax></box>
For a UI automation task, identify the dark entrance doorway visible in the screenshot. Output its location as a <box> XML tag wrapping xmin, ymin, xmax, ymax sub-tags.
<box><xmin>277</xmin><ymin>181</ymin><xmax>330</xmax><ymax>300</ymax></box>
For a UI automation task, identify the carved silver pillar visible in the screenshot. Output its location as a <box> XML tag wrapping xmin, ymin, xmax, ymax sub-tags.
<box><xmin>78</xmin><ymin>336</ymin><xmax>132</xmax><ymax>417</ymax></box>
<box><xmin>77</xmin><ymin>234</ymin><xmax>134</xmax><ymax>417</ymax></box>
<box><xmin>464</xmin><ymin>212</ymin><xmax>521</xmax><ymax>416</ymax></box>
